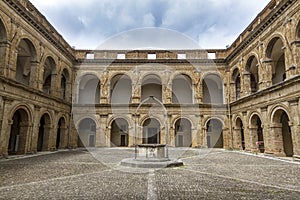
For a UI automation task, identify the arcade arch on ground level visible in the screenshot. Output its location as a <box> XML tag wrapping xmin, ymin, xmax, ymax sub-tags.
<box><xmin>110</xmin><ymin>118</ymin><xmax>129</xmax><ymax>147</ymax></box>
<box><xmin>78</xmin><ymin>118</ymin><xmax>96</xmax><ymax>147</ymax></box>
<box><xmin>206</xmin><ymin>119</ymin><xmax>223</xmax><ymax>148</ymax></box>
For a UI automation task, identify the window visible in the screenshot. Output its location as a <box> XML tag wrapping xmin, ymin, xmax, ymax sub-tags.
<box><xmin>208</xmin><ymin>53</ymin><xmax>216</xmax><ymax>59</ymax></box>
<box><xmin>177</xmin><ymin>53</ymin><xmax>186</xmax><ymax>59</ymax></box>
<box><xmin>148</xmin><ymin>53</ymin><xmax>156</xmax><ymax>59</ymax></box>
<box><xmin>86</xmin><ymin>53</ymin><xmax>94</xmax><ymax>59</ymax></box>
<box><xmin>117</xmin><ymin>53</ymin><xmax>126</xmax><ymax>59</ymax></box>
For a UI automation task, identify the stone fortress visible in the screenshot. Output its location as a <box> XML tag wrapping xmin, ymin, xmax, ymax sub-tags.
<box><xmin>0</xmin><ymin>0</ymin><xmax>299</xmax><ymax>159</ymax></box>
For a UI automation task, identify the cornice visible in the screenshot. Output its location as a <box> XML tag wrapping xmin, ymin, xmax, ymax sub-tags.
<box><xmin>226</xmin><ymin>0</ymin><xmax>296</xmax><ymax>63</ymax></box>
<box><xmin>3</xmin><ymin>0</ymin><xmax>76</xmax><ymax>62</ymax></box>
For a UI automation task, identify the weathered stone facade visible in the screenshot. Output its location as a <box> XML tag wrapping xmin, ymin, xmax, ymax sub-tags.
<box><xmin>0</xmin><ymin>0</ymin><xmax>299</xmax><ymax>159</ymax></box>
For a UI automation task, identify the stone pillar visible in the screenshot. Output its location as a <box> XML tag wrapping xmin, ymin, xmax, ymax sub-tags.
<box><xmin>65</xmin><ymin>81</ymin><xmax>72</xmax><ymax>102</ymax></box>
<box><xmin>50</xmin><ymin>73</ymin><xmax>58</xmax><ymax>97</ymax></box>
<box><xmin>248</xmin><ymin>127</ymin><xmax>258</xmax><ymax>153</ymax></box>
<box><xmin>196</xmin><ymin>117</ymin><xmax>203</xmax><ymax>147</ymax></box>
<box><xmin>163</xmin><ymin>84</ymin><xmax>172</xmax><ymax>104</ymax></box>
<box><xmin>203</xmin><ymin>128</ymin><xmax>208</xmax><ymax>148</ymax></box>
<box><xmin>169</xmin><ymin>127</ymin><xmax>175</xmax><ymax>147</ymax></box>
<box><xmin>289</xmin><ymin>99</ymin><xmax>300</xmax><ymax>158</ymax></box>
<box><xmin>261</xmin><ymin>59</ymin><xmax>273</xmax><ymax>89</ymax></box>
<box><xmin>194</xmin><ymin>83</ymin><xmax>202</xmax><ymax>104</ymax></box>
<box><xmin>132</xmin><ymin>83</ymin><xmax>141</xmax><ymax>104</ymax></box>
<box><xmin>106</xmin><ymin>126</ymin><xmax>111</xmax><ymax>147</ymax></box>
<box><xmin>100</xmin><ymin>82</ymin><xmax>109</xmax><ymax>104</ymax></box>
<box><xmin>233</xmin><ymin>127</ymin><xmax>242</xmax><ymax>150</ymax></box>
<box><xmin>191</xmin><ymin>127</ymin><xmax>198</xmax><ymax>147</ymax></box>
<box><xmin>230</xmin><ymin>82</ymin><xmax>236</xmax><ymax>102</ymax></box>
<box><xmin>29</xmin><ymin>61</ymin><xmax>39</xmax><ymax>89</ymax></box>
<box><xmin>59</xmin><ymin>125</ymin><xmax>68</xmax><ymax>149</ymax></box>
<box><xmin>222</xmin><ymin>127</ymin><xmax>230</xmax><ymax>149</ymax></box>
<box><xmin>0</xmin><ymin>99</ymin><xmax>13</xmax><ymax>157</ymax></box>
<box><xmin>98</xmin><ymin>115</ymin><xmax>108</xmax><ymax>147</ymax></box>
<box><xmin>128</xmin><ymin>126</ymin><xmax>134</xmax><ymax>147</ymax></box>
<box><xmin>269</xmin><ymin>123</ymin><xmax>285</xmax><ymax>156</ymax></box>
<box><xmin>243</xmin><ymin>72</ymin><xmax>251</xmax><ymax>96</ymax></box>
<box><xmin>43</xmin><ymin>124</ymin><xmax>52</xmax><ymax>151</ymax></box>
<box><xmin>0</xmin><ymin>41</ymin><xmax>9</xmax><ymax>76</ymax></box>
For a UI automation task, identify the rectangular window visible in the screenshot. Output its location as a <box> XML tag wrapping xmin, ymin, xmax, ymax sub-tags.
<box><xmin>208</xmin><ymin>53</ymin><xmax>216</xmax><ymax>59</ymax></box>
<box><xmin>177</xmin><ymin>53</ymin><xmax>186</xmax><ymax>59</ymax></box>
<box><xmin>148</xmin><ymin>53</ymin><xmax>156</xmax><ymax>59</ymax></box>
<box><xmin>117</xmin><ymin>53</ymin><xmax>126</xmax><ymax>59</ymax></box>
<box><xmin>86</xmin><ymin>53</ymin><xmax>94</xmax><ymax>59</ymax></box>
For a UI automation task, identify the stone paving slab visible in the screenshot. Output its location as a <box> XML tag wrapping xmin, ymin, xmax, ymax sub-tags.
<box><xmin>0</xmin><ymin>148</ymin><xmax>299</xmax><ymax>199</ymax></box>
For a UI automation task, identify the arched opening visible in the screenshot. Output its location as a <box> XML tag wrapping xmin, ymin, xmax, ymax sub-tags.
<box><xmin>8</xmin><ymin>109</ymin><xmax>29</xmax><ymax>155</ymax></box>
<box><xmin>78</xmin><ymin>74</ymin><xmax>100</xmax><ymax>104</ymax></box>
<box><xmin>232</xmin><ymin>68</ymin><xmax>241</xmax><ymax>100</ymax></box>
<box><xmin>78</xmin><ymin>118</ymin><xmax>96</xmax><ymax>147</ymax></box>
<box><xmin>174</xmin><ymin>118</ymin><xmax>192</xmax><ymax>147</ymax></box>
<box><xmin>110</xmin><ymin>74</ymin><xmax>132</xmax><ymax>104</ymax></box>
<box><xmin>236</xmin><ymin>118</ymin><xmax>245</xmax><ymax>150</ymax></box>
<box><xmin>203</xmin><ymin>74</ymin><xmax>223</xmax><ymax>104</ymax></box>
<box><xmin>0</xmin><ymin>19</ymin><xmax>7</xmax><ymax>75</ymax></box>
<box><xmin>111</xmin><ymin>118</ymin><xmax>129</xmax><ymax>147</ymax></box>
<box><xmin>172</xmin><ymin>74</ymin><xmax>193</xmax><ymax>104</ymax></box>
<box><xmin>266</xmin><ymin>37</ymin><xmax>286</xmax><ymax>85</ymax></box>
<box><xmin>42</xmin><ymin>57</ymin><xmax>56</xmax><ymax>95</ymax></box>
<box><xmin>15</xmin><ymin>39</ymin><xmax>37</xmax><ymax>85</ymax></box>
<box><xmin>37</xmin><ymin>114</ymin><xmax>51</xmax><ymax>151</ymax></box>
<box><xmin>142</xmin><ymin>118</ymin><xmax>160</xmax><ymax>144</ymax></box>
<box><xmin>272</xmin><ymin>109</ymin><xmax>293</xmax><ymax>157</ymax></box>
<box><xmin>246</xmin><ymin>56</ymin><xmax>259</xmax><ymax>93</ymax></box>
<box><xmin>206</xmin><ymin>119</ymin><xmax>223</xmax><ymax>148</ymax></box>
<box><xmin>250</xmin><ymin>115</ymin><xmax>264</xmax><ymax>153</ymax></box>
<box><xmin>141</xmin><ymin>74</ymin><xmax>162</xmax><ymax>102</ymax></box>
<box><xmin>60</xmin><ymin>69</ymin><xmax>69</xmax><ymax>100</ymax></box>
<box><xmin>56</xmin><ymin>117</ymin><xmax>67</xmax><ymax>149</ymax></box>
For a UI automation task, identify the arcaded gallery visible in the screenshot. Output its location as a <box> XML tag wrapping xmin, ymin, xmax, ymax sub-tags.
<box><xmin>0</xmin><ymin>0</ymin><xmax>300</xmax><ymax>159</ymax></box>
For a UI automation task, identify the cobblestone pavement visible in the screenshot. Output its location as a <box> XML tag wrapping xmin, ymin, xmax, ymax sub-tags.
<box><xmin>0</xmin><ymin>148</ymin><xmax>299</xmax><ymax>199</ymax></box>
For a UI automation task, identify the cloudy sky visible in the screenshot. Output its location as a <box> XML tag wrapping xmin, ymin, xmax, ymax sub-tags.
<box><xmin>30</xmin><ymin>0</ymin><xmax>270</xmax><ymax>50</ymax></box>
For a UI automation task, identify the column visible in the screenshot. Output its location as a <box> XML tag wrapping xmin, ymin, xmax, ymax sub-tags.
<box><xmin>203</xmin><ymin>127</ymin><xmax>208</xmax><ymax>148</ymax></box>
<box><xmin>230</xmin><ymin>82</ymin><xmax>236</xmax><ymax>102</ymax></box>
<box><xmin>50</xmin><ymin>73</ymin><xmax>58</xmax><ymax>97</ymax></box>
<box><xmin>248</xmin><ymin>127</ymin><xmax>258</xmax><ymax>153</ymax></box>
<box><xmin>132</xmin><ymin>83</ymin><xmax>141</xmax><ymax>104</ymax></box>
<box><xmin>233</xmin><ymin>127</ymin><xmax>242</xmax><ymax>150</ymax></box>
<box><xmin>269</xmin><ymin>123</ymin><xmax>285</xmax><ymax>156</ymax></box>
<box><xmin>98</xmin><ymin>115</ymin><xmax>108</xmax><ymax>147</ymax></box>
<box><xmin>0</xmin><ymin>98</ymin><xmax>13</xmax><ymax>157</ymax></box>
<box><xmin>243</xmin><ymin>72</ymin><xmax>251</xmax><ymax>96</ymax></box>
<box><xmin>162</xmin><ymin>84</ymin><xmax>172</xmax><ymax>104</ymax></box>
<box><xmin>289</xmin><ymin>99</ymin><xmax>300</xmax><ymax>157</ymax></box>
<box><xmin>128</xmin><ymin>125</ymin><xmax>134</xmax><ymax>147</ymax></box>
<box><xmin>261</xmin><ymin>59</ymin><xmax>272</xmax><ymax>89</ymax></box>
<box><xmin>191</xmin><ymin>128</ymin><xmax>198</xmax><ymax>147</ymax></box>
<box><xmin>29</xmin><ymin>61</ymin><xmax>39</xmax><ymax>89</ymax></box>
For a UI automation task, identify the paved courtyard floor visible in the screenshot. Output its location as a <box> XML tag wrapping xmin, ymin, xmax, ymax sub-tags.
<box><xmin>0</xmin><ymin>148</ymin><xmax>299</xmax><ymax>199</ymax></box>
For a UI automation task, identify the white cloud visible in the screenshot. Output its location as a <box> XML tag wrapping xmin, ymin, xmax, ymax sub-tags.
<box><xmin>30</xmin><ymin>0</ymin><xmax>270</xmax><ymax>49</ymax></box>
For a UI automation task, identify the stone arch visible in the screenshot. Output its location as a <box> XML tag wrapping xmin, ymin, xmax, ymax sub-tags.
<box><xmin>110</xmin><ymin>73</ymin><xmax>132</xmax><ymax>104</ymax></box>
<box><xmin>231</xmin><ymin>68</ymin><xmax>241</xmax><ymax>100</ymax></box>
<box><xmin>174</xmin><ymin>118</ymin><xmax>192</xmax><ymax>147</ymax></box>
<box><xmin>8</xmin><ymin>108</ymin><xmax>31</xmax><ymax>155</ymax></box>
<box><xmin>249</xmin><ymin>113</ymin><xmax>264</xmax><ymax>153</ymax></box>
<box><xmin>245</xmin><ymin>55</ymin><xmax>259</xmax><ymax>93</ymax></box>
<box><xmin>205</xmin><ymin>118</ymin><xmax>224</xmax><ymax>148</ymax></box>
<box><xmin>78</xmin><ymin>74</ymin><xmax>101</xmax><ymax>104</ymax></box>
<box><xmin>110</xmin><ymin>118</ymin><xmax>129</xmax><ymax>147</ymax></box>
<box><xmin>271</xmin><ymin>107</ymin><xmax>293</xmax><ymax>157</ymax></box>
<box><xmin>15</xmin><ymin>38</ymin><xmax>37</xmax><ymax>86</ymax></box>
<box><xmin>266</xmin><ymin>36</ymin><xmax>286</xmax><ymax>85</ymax></box>
<box><xmin>37</xmin><ymin>113</ymin><xmax>52</xmax><ymax>151</ymax></box>
<box><xmin>202</xmin><ymin>73</ymin><xmax>224</xmax><ymax>104</ymax></box>
<box><xmin>42</xmin><ymin>56</ymin><xmax>57</xmax><ymax>95</ymax></box>
<box><xmin>108</xmin><ymin>115</ymin><xmax>133</xmax><ymax>128</ymax></box>
<box><xmin>142</xmin><ymin>117</ymin><xmax>161</xmax><ymax>144</ymax></box>
<box><xmin>77</xmin><ymin>118</ymin><xmax>97</xmax><ymax>147</ymax></box>
<box><xmin>171</xmin><ymin>116</ymin><xmax>194</xmax><ymax>129</ymax></box>
<box><xmin>141</xmin><ymin>74</ymin><xmax>162</xmax><ymax>102</ymax></box>
<box><xmin>172</xmin><ymin>74</ymin><xmax>193</xmax><ymax>104</ymax></box>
